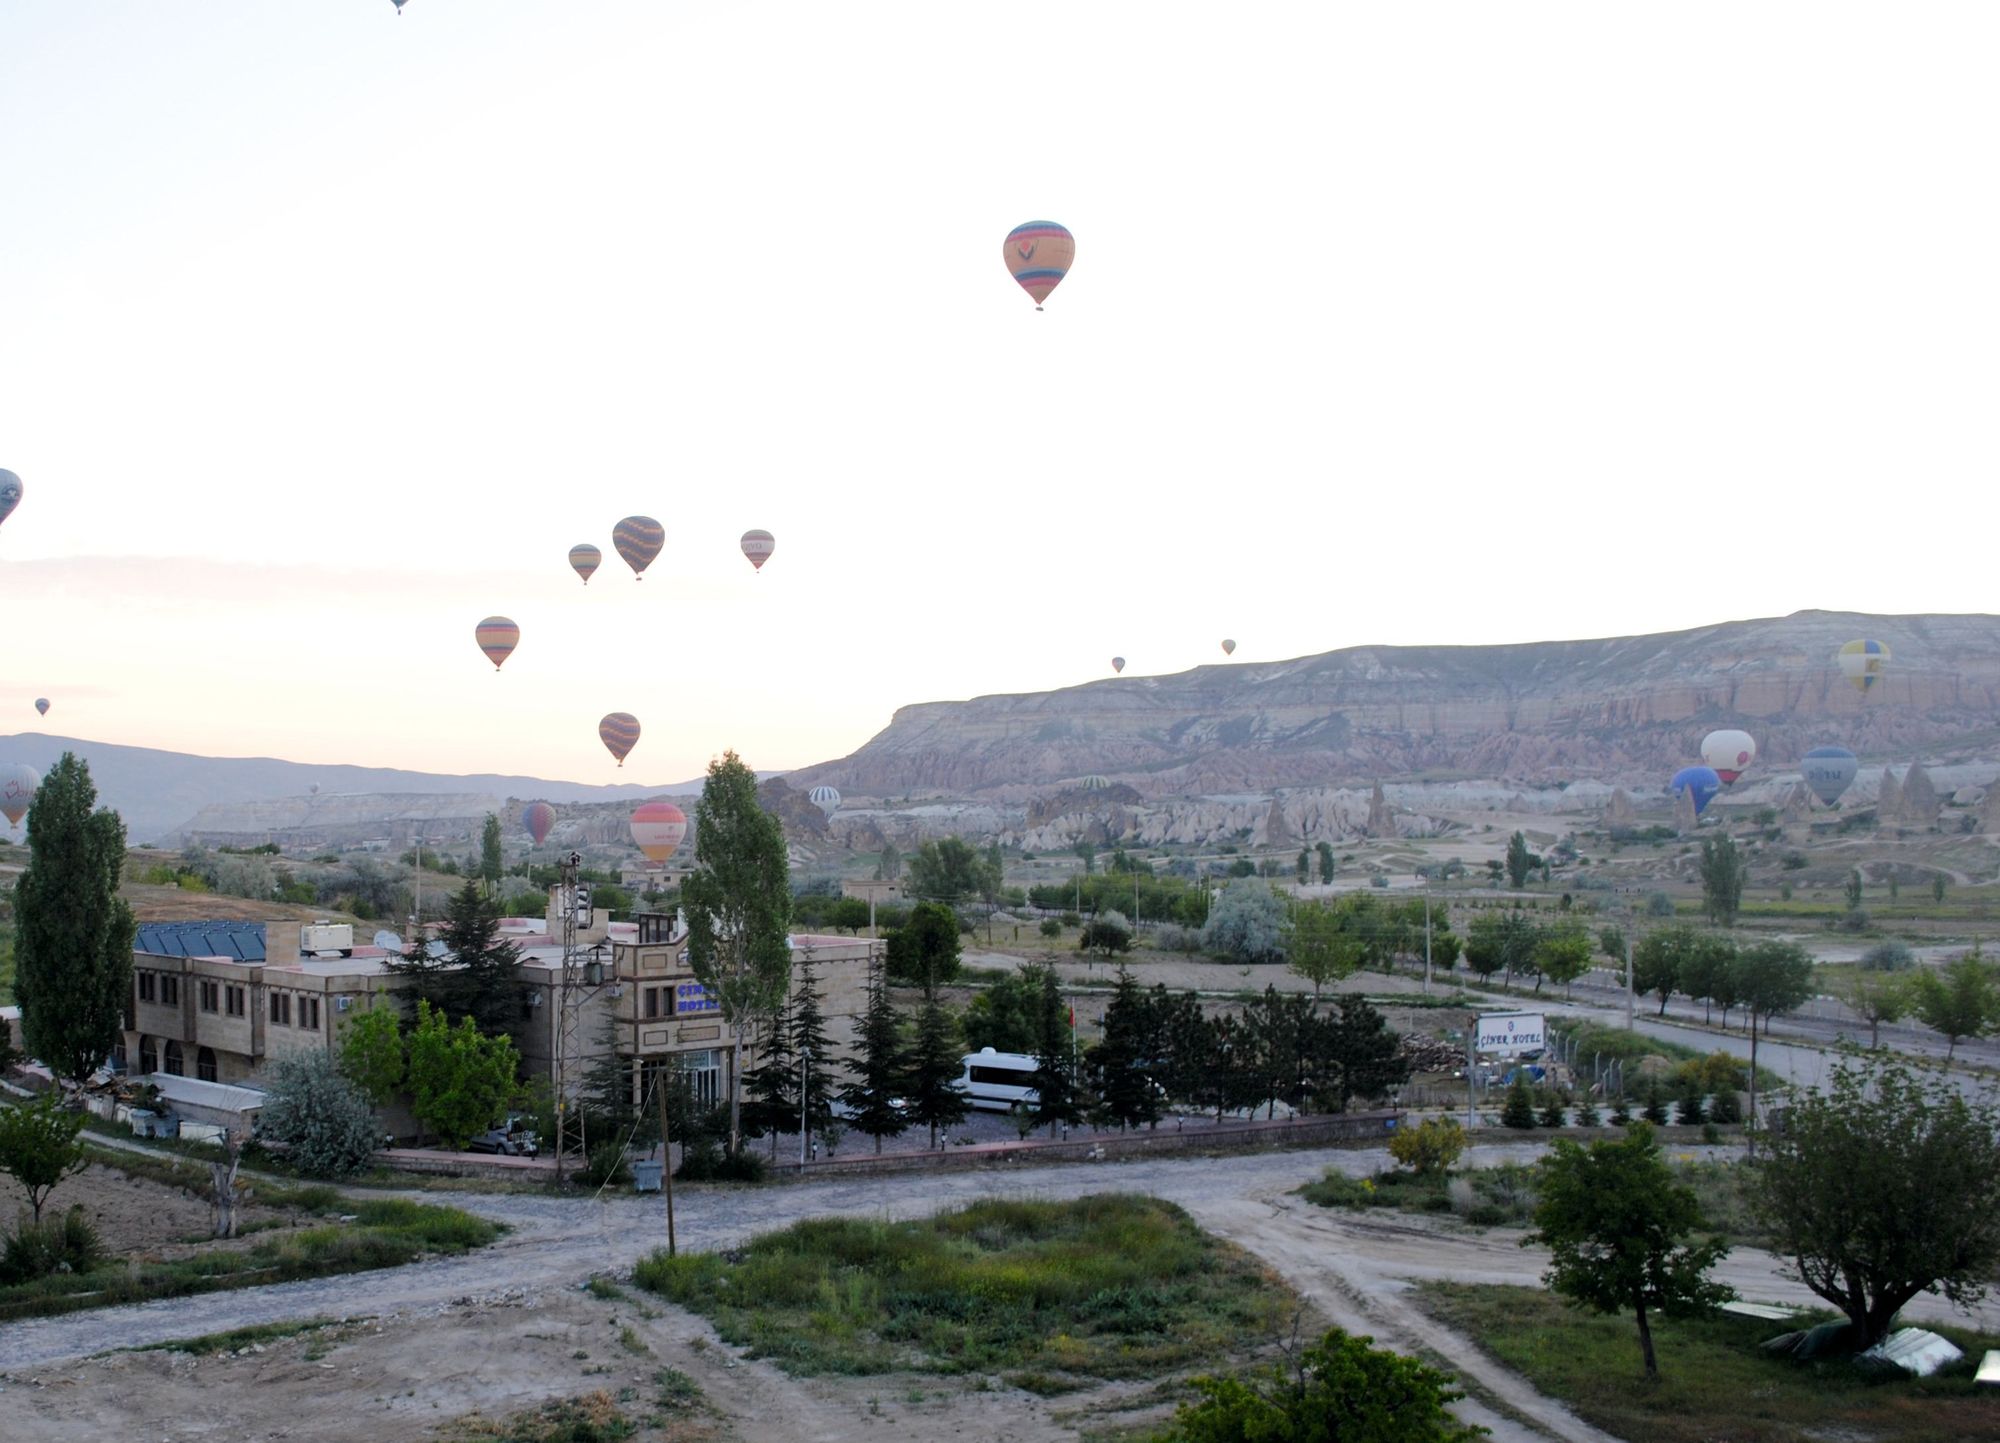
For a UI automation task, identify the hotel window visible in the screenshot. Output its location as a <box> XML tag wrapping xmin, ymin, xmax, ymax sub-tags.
<box><xmin>269</xmin><ymin>992</ymin><xmax>292</xmax><ymax>1026</ymax></box>
<box><xmin>643</xmin><ymin>986</ymin><xmax>663</xmax><ymax>1020</ymax></box>
<box><xmin>302</xmin><ymin>997</ymin><xmax>321</xmax><ymax>1031</ymax></box>
<box><xmin>199</xmin><ymin>980</ymin><xmax>220</xmax><ymax>1013</ymax></box>
<box><xmin>138</xmin><ymin>972</ymin><xmax>157</xmax><ymax>1003</ymax></box>
<box><xmin>226</xmin><ymin>985</ymin><xmax>246</xmax><ymax>1017</ymax></box>
<box><xmin>160</xmin><ymin>975</ymin><xmax>181</xmax><ymax>1007</ymax></box>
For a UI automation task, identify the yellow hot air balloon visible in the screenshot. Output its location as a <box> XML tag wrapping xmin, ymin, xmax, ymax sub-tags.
<box><xmin>1837</xmin><ymin>639</ymin><xmax>1890</xmax><ymax>695</ymax></box>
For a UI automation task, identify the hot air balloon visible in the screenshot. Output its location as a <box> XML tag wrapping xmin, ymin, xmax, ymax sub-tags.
<box><xmin>1110</xmin><ymin>657</ymin><xmax>1125</xmax><ymax>674</ymax></box>
<box><xmin>808</xmin><ymin>785</ymin><xmax>841</xmax><ymax>816</ymax></box>
<box><xmin>740</xmin><ymin>530</ymin><xmax>775</xmax><ymax>573</ymax></box>
<box><xmin>522</xmin><ymin>801</ymin><xmax>556</xmax><ymax>846</ymax></box>
<box><xmin>1671</xmin><ymin>766</ymin><xmax>1721</xmax><ymax>817</ymax></box>
<box><xmin>1220</xmin><ymin>639</ymin><xmax>1237</xmax><ymax>657</ymax></box>
<box><xmin>1080</xmin><ymin>775</ymin><xmax>1110</xmax><ymax>791</ymax></box>
<box><xmin>631</xmin><ymin>801</ymin><xmax>688</xmax><ymax>862</ymax></box>
<box><xmin>308</xmin><ymin>783</ymin><xmax>320</xmax><ymax>796</ymax></box>
<box><xmin>33</xmin><ymin>698</ymin><xmax>48</xmax><ymax>717</ymax></box>
<box><xmin>1700</xmin><ymin>729</ymin><xmax>1757</xmax><ymax>786</ymax></box>
<box><xmin>599</xmin><ymin>712</ymin><xmax>641</xmax><ymax>766</ymax></box>
<box><xmin>1801</xmin><ymin>747</ymin><xmax>1859</xmax><ymax>807</ymax></box>
<box><xmin>1003</xmin><ymin>221</ymin><xmax>1074</xmax><ymax>309</ymax></box>
<box><xmin>1</xmin><ymin>763</ymin><xmax>39</xmax><ymax>827</ymax></box>
<box><xmin>1837</xmin><ymin>639</ymin><xmax>1890</xmax><ymax>695</ymax></box>
<box><xmin>569</xmin><ymin>544</ymin><xmax>602</xmax><ymax>585</ymax></box>
<box><xmin>613</xmin><ymin>516</ymin><xmax>664</xmax><ymax>580</ymax></box>
<box><xmin>0</xmin><ymin>469</ymin><xmax>21</xmax><ymax>530</ymax></box>
<box><xmin>475</xmin><ymin>617</ymin><xmax>520</xmax><ymax>671</ymax></box>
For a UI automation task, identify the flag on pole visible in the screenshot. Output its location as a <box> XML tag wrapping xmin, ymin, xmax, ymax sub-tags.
<box><xmin>1068</xmin><ymin>1005</ymin><xmax>1076</xmax><ymax>1029</ymax></box>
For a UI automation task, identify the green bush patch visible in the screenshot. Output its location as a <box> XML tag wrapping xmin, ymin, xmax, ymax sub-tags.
<box><xmin>633</xmin><ymin>1194</ymin><xmax>1291</xmax><ymax>1392</ymax></box>
<box><xmin>1415</xmin><ymin>1282</ymin><xmax>2000</xmax><ymax>1443</ymax></box>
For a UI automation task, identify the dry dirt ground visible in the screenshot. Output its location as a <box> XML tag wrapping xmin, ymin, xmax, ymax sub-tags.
<box><xmin>11</xmin><ymin>1141</ymin><xmax>1999</xmax><ymax>1443</ymax></box>
<box><xmin>0</xmin><ymin>1161</ymin><xmax>290</xmax><ymax>1255</ymax></box>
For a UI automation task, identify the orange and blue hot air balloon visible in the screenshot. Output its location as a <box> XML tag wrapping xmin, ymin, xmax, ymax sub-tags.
<box><xmin>600</xmin><ymin>712</ymin><xmax>641</xmax><ymax>767</ymax></box>
<box><xmin>613</xmin><ymin>517</ymin><xmax>664</xmax><ymax>580</ymax></box>
<box><xmin>475</xmin><ymin>617</ymin><xmax>520</xmax><ymax>671</ymax></box>
<box><xmin>521</xmin><ymin>801</ymin><xmax>556</xmax><ymax>846</ymax></box>
<box><xmin>569</xmin><ymin>544</ymin><xmax>602</xmax><ymax>585</ymax></box>
<box><xmin>1003</xmin><ymin>221</ymin><xmax>1074</xmax><ymax>310</ymax></box>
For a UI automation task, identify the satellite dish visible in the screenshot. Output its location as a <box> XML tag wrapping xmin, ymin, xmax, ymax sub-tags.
<box><xmin>425</xmin><ymin>939</ymin><xmax>449</xmax><ymax>959</ymax></box>
<box><xmin>374</xmin><ymin>930</ymin><xmax>403</xmax><ymax>951</ymax></box>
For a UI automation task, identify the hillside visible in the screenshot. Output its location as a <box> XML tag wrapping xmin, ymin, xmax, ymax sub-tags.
<box><xmin>790</xmin><ymin>611</ymin><xmax>2000</xmax><ymax>799</ymax></box>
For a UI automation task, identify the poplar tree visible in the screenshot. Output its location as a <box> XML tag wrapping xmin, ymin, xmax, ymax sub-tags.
<box><xmin>15</xmin><ymin>754</ymin><xmax>136</xmax><ymax>1088</ymax></box>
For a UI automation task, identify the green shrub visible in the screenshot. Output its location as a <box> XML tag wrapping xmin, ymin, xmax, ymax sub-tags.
<box><xmin>1388</xmin><ymin>1117</ymin><xmax>1468</xmax><ymax>1176</ymax></box>
<box><xmin>579</xmin><ymin>1142</ymin><xmax>631</xmax><ymax>1188</ymax></box>
<box><xmin>256</xmin><ymin>1051</ymin><xmax>381</xmax><ymax>1178</ymax></box>
<box><xmin>1500</xmin><ymin>1077</ymin><xmax>1537</xmax><ymax>1129</ymax></box>
<box><xmin>1</xmin><ymin>1205</ymin><xmax>104</xmax><ymax>1283</ymax></box>
<box><xmin>1709</xmin><ymin>1089</ymin><xmax>1742</xmax><ymax>1124</ymax></box>
<box><xmin>1039</xmin><ymin>918</ymin><xmax>1062</xmax><ymax>938</ymax></box>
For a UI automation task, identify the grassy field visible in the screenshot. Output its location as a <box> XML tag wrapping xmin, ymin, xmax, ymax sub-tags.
<box><xmin>632</xmin><ymin>1194</ymin><xmax>1293</xmax><ymax>1396</ymax></box>
<box><xmin>0</xmin><ymin>1195</ymin><xmax>500</xmax><ymax>1321</ymax></box>
<box><xmin>1416</xmin><ymin>1283</ymin><xmax>2000</xmax><ymax>1443</ymax></box>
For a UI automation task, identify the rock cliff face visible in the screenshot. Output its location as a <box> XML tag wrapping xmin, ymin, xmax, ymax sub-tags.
<box><xmin>793</xmin><ymin>611</ymin><xmax>2000</xmax><ymax>798</ymax></box>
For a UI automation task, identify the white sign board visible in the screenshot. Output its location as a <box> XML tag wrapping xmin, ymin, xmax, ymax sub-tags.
<box><xmin>1475</xmin><ymin>1012</ymin><xmax>1546</xmax><ymax>1057</ymax></box>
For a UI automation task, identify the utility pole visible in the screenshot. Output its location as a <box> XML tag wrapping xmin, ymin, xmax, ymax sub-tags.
<box><xmin>1624</xmin><ymin>913</ymin><xmax>1636</xmax><ymax>1032</ymax></box>
<box><xmin>552</xmin><ymin>850</ymin><xmax>582</xmax><ymax>1186</ymax></box>
<box><xmin>659</xmin><ymin>1067</ymin><xmax>676</xmax><ymax>1257</ymax></box>
<box><xmin>1423</xmin><ymin>889</ymin><xmax>1434</xmax><ymax>998</ymax></box>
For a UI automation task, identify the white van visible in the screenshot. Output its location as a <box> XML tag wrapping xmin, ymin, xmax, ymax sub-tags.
<box><xmin>958</xmin><ymin>1047</ymin><xmax>1040</xmax><ymax>1112</ymax></box>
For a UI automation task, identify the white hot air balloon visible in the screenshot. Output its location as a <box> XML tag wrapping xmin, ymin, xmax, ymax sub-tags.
<box><xmin>1</xmin><ymin>763</ymin><xmax>41</xmax><ymax>827</ymax></box>
<box><xmin>808</xmin><ymin>785</ymin><xmax>841</xmax><ymax>816</ymax></box>
<box><xmin>1700</xmin><ymin>729</ymin><xmax>1757</xmax><ymax>786</ymax></box>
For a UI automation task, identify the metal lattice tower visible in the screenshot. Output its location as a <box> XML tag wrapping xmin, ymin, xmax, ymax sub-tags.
<box><xmin>551</xmin><ymin>851</ymin><xmax>586</xmax><ymax>1183</ymax></box>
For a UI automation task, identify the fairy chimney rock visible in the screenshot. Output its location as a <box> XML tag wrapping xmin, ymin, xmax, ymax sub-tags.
<box><xmin>1366</xmin><ymin>781</ymin><xmax>1393</xmax><ymax>837</ymax></box>
<box><xmin>1604</xmin><ymin>788</ymin><xmax>1637</xmax><ymax>826</ymax></box>
<box><xmin>1899</xmin><ymin>762</ymin><xmax>1940</xmax><ymax>830</ymax></box>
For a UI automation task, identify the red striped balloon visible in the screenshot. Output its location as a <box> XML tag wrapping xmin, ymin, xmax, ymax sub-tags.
<box><xmin>613</xmin><ymin>516</ymin><xmax>664</xmax><ymax>579</ymax></box>
<box><xmin>521</xmin><ymin>801</ymin><xmax>556</xmax><ymax>846</ymax></box>
<box><xmin>1003</xmin><ymin>221</ymin><xmax>1075</xmax><ymax>309</ymax></box>
<box><xmin>568</xmin><ymin>544</ymin><xmax>601</xmax><ymax>585</ymax></box>
<box><xmin>740</xmin><ymin>529</ymin><xmax>775</xmax><ymax>572</ymax></box>
<box><xmin>630</xmin><ymin>801</ymin><xmax>688</xmax><ymax>862</ymax></box>
<box><xmin>599</xmin><ymin>712</ymin><xmax>641</xmax><ymax>766</ymax></box>
<box><xmin>475</xmin><ymin>616</ymin><xmax>520</xmax><ymax>671</ymax></box>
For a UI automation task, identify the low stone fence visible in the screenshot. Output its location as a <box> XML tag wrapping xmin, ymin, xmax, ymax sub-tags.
<box><xmin>373</xmin><ymin>1147</ymin><xmax>557</xmax><ymax>1182</ymax></box>
<box><xmin>797</xmin><ymin>1109</ymin><xmax>1401</xmax><ymax>1177</ymax></box>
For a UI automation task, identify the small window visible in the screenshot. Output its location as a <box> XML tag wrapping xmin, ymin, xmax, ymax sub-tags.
<box><xmin>226</xmin><ymin>985</ymin><xmax>246</xmax><ymax>1018</ymax></box>
<box><xmin>196</xmin><ymin>1047</ymin><xmax>218</xmax><ymax>1083</ymax></box>
<box><xmin>303</xmin><ymin>997</ymin><xmax>320</xmax><ymax>1031</ymax></box>
<box><xmin>163</xmin><ymin>1040</ymin><xmax>184</xmax><ymax>1077</ymax></box>
<box><xmin>199</xmin><ymin>980</ymin><xmax>220</xmax><ymax>1013</ymax></box>
<box><xmin>643</xmin><ymin>986</ymin><xmax>662</xmax><ymax>1020</ymax></box>
<box><xmin>138</xmin><ymin>972</ymin><xmax>157</xmax><ymax>1003</ymax></box>
<box><xmin>161</xmin><ymin>975</ymin><xmax>180</xmax><ymax>1007</ymax></box>
<box><xmin>269</xmin><ymin>992</ymin><xmax>291</xmax><ymax>1026</ymax></box>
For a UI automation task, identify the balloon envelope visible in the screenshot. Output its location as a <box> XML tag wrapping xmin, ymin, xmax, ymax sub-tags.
<box><xmin>1080</xmin><ymin>775</ymin><xmax>1110</xmax><ymax>791</ymax></box>
<box><xmin>613</xmin><ymin>516</ymin><xmax>665</xmax><ymax>578</ymax></box>
<box><xmin>808</xmin><ymin>785</ymin><xmax>841</xmax><ymax>816</ymax></box>
<box><xmin>1</xmin><ymin>763</ymin><xmax>39</xmax><ymax>826</ymax></box>
<box><xmin>33</xmin><ymin>698</ymin><xmax>48</xmax><ymax>717</ymax></box>
<box><xmin>0</xmin><ymin>469</ymin><xmax>21</xmax><ymax>529</ymax></box>
<box><xmin>1701</xmin><ymin>729</ymin><xmax>1757</xmax><ymax>785</ymax></box>
<box><xmin>1837</xmin><ymin>639</ymin><xmax>1890</xmax><ymax>694</ymax></box>
<box><xmin>1110</xmin><ymin>657</ymin><xmax>1125</xmax><ymax>674</ymax></box>
<box><xmin>522</xmin><ymin>801</ymin><xmax>556</xmax><ymax>845</ymax></box>
<box><xmin>630</xmin><ymin>801</ymin><xmax>688</xmax><ymax>862</ymax></box>
<box><xmin>740</xmin><ymin>530</ymin><xmax>775</xmax><ymax>572</ymax></box>
<box><xmin>1801</xmin><ymin>747</ymin><xmax>1859</xmax><ymax>807</ymax></box>
<box><xmin>1671</xmin><ymin>766</ymin><xmax>1721</xmax><ymax>816</ymax></box>
<box><xmin>1220</xmin><ymin>639</ymin><xmax>1237</xmax><ymax>656</ymax></box>
<box><xmin>599</xmin><ymin>712</ymin><xmax>641</xmax><ymax>766</ymax></box>
<box><xmin>475</xmin><ymin>616</ymin><xmax>520</xmax><ymax>671</ymax></box>
<box><xmin>569</xmin><ymin>544</ymin><xmax>602</xmax><ymax>585</ymax></box>
<box><xmin>1003</xmin><ymin>221</ymin><xmax>1074</xmax><ymax>307</ymax></box>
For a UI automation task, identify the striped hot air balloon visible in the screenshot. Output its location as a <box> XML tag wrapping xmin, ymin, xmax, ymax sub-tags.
<box><xmin>740</xmin><ymin>530</ymin><xmax>775</xmax><ymax>572</ymax></box>
<box><xmin>1837</xmin><ymin>639</ymin><xmax>1890</xmax><ymax>695</ymax></box>
<box><xmin>1</xmin><ymin>763</ymin><xmax>39</xmax><ymax>827</ymax></box>
<box><xmin>1003</xmin><ymin>221</ymin><xmax>1074</xmax><ymax>309</ymax></box>
<box><xmin>631</xmin><ymin>801</ymin><xmax>688</xmax><ymax>862</ymax></box>
<box><xmin>1080</xmin><ymin>775</ymin><xmax>1110</xmax><ymax>791</ymax></box>
<box><xmin>521</xmin><ymin>801</ymin><xmax>556</xmax><ymax>846</ymax></box>
<box><xmin>475</xmin><ymin>617</ymin><xmax>520</xmax><ymax>671</ymax></box>
<box><xmin>1111</xmin><ymin>657</ymin><xmax>1125</xmax><ymax>674</ymax></box>
<box><xmin>569</xmin><ymin>544</ymin><xmax>602</xmax><ymax>585</ymax></box>
<box><xmin>613</xmin><ymin>516</ymin><xmax>665</xmax><ymax>579</ymax></box>
<box><xmin>599</xmin><ymin>712</ymin><xmax>641</xmax><ymax>766</ymax></box>
<box><xmin>808</xmin><ymin>785</ymin><xmax>841</xmax><ymax>816</ymax></box>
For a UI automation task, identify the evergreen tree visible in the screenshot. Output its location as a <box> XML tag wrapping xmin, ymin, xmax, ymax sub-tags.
<box><xmin>1676</xmin><ymin>1085</ymin><xmax>1707</xmax><ymax>1126</ymax></box>
<box><xmin>1641</xmin><ymin>1083</ymin><xmax>1671</xmax><ymax>1125</ymax></box>
<box><xmin>436</xmin><ymin>878</ymin><xmax>524</xmax><ymax>1036</ymax></box>
<box><xmin>1699</xmin><ymin>834</ymin><xmax>1745</xmax><ymax>926</ymax></box>
<box><xmin>1030</xmin><ymin>963</ymin><xmax>1082</xmax><ymax>1135</ymax></box>
<box><xmin>479</xmin><ymin>813</ymin><xmax>504</xmax><ymax>895</ymax></box>
<box><xmin>740</xmin><ymin>1002</ymin><xmax>795</xmax><ymax>1161</ymax></box>
<box><xmin>1153</xmin><ymin>987</ymin><xmax>1213</xmax><ymax>1114</ymax></box>
<box><xmin>1610</xmin><ymin>1094</ymin><xmax>1632</xmax><ymax>1126</ymax></box>
<box><xmin>790</xmin><ymin>951</ymin><xmax>836</xmax><ymax>1149</ymax></box>
<box><xmin>1501</xmin><ymin>1075</ymin><xmax>1538</xmax><ymax>1128</ymax></box>
<box><xmin>874</xmin><ymin>841</ymin><xmax>901</xmax><ymax>882</ymax></box>
<box><xmin>840</xmin><ymin>958</ymin><xmax>909</xmax><ymax>1153</ymax></box>
<box><xmin>1295</xmin><ymin>848</ymin><xmax>1311</xmax><ymax>884</ymax></box>
<box><xmin>683</xmin><ymin>751</ymin><xmax>794</xmax><ymax>1156</ymax></box>
<box><xmin>1200</xmin><ymin>1012</ymin><xmax>1257</xmax><ymax>1120</ymax></box>
<box><xmin>1089</xmin><ymin>965</ymin><xmax>1161</xmax><ymax>1130</ymax></box>
<box><xmin>885</xmin><ymin>901</ymin><xmax>961</xmax><ymax>987</ymax></box>
<box><xmin>1242</xmin><ymin>985</ymin><xmax>1309</xmax><ymax>1117</ymax></box>
<box><xmin>1316</xmin><ymin>996</ymin><xmax>1410</xmax><ymax>1112</ymax></box>
<box><xmin>578</xmin><ymin>1021</ymin><xmax>638</xmax><ymax>1142</ymax></box>
<box><xmin>1316</xmin><ymin>840</ymin><xmax>1336</xmax><ymax>884</ymax></box>
<box><xmin>905</xmin><ymin>985</ymin><xmax>969</xmax><ymax>1148</ymax></box>
<box><xmin>1574</xmin><ymin>1096</ymin><xmax>1602</xmax><ymax>1127</ymax></box>
<box><xmin>15</xmin><ymin>753</ymin><xmax>136</xmax><ymax>1088</ymax></box>
<box><xmin>1539</xmin><ymin>1091</ymin><xmax>1568</xmax><ymax>1128</ymax></box>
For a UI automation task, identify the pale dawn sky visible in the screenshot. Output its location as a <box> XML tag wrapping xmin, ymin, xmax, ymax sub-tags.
<box><xmin>2</xmin><ymin>3</ymin><xmax>1995</xmax><ymax>787</ymax></box>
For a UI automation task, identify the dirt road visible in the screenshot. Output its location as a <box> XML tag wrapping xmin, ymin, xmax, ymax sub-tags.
<box><xmin>7</xmin><ymin>1142</ymin><xmax>1997</xmax><ymax>1442</ymax></box>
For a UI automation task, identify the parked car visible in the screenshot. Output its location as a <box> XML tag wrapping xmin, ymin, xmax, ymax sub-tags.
<box><xmin>467</xmin><ymin>1118</ymin><xmax>539</xmax><ymax>1156</ymax></box>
